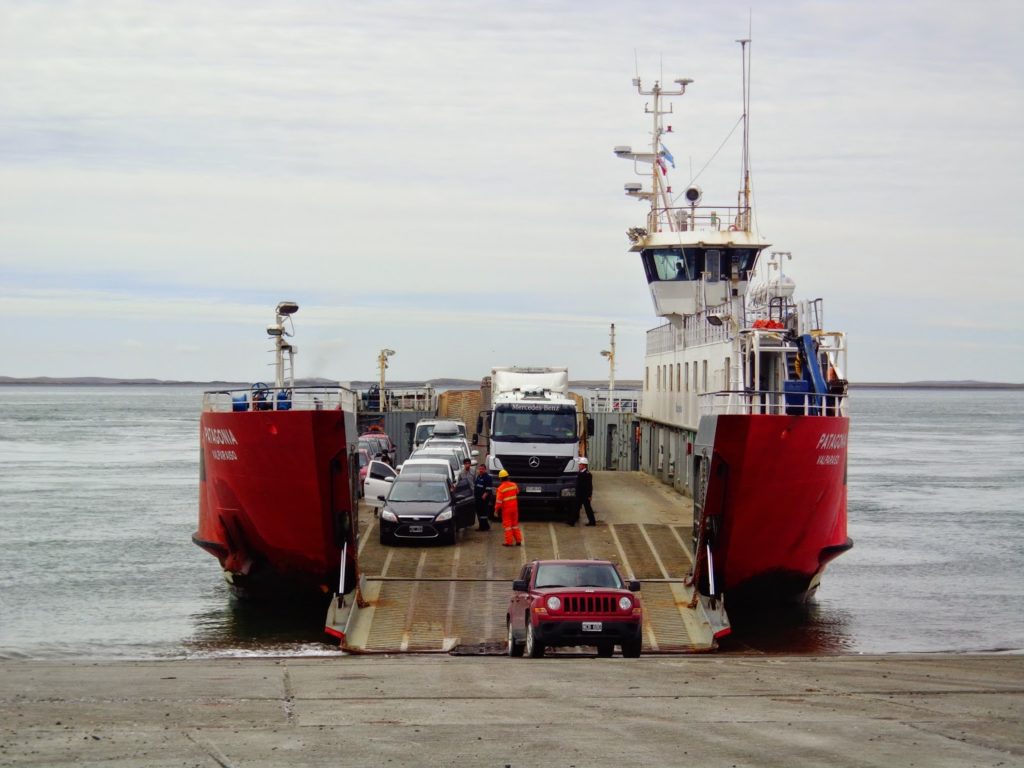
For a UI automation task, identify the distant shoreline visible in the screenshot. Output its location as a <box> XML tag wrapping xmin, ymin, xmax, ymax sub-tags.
<box><xmin>1</xmin><ymin>377</ymin><xmax>1021</xmax><ymax>390</ymax></box>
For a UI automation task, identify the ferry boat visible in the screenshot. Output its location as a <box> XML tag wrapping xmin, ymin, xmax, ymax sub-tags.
<box><xmin>192</xmin><ymin>302</ymin><xmax>361</xmax><ymax>598</ymax></box>
<box><xmin>615</xmin><ymin>41</ymin><xmax>852</xmax><ymax>604</ymax></box>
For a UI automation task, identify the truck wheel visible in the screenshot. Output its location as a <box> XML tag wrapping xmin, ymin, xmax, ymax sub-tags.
<box><xmin>507</xmin><ymin>618</ymin><xmax>524</xmax><ymax>657</ymax></box>
<box><xmin>622</xmin><ymin>638</ymin><xmax>642</xmax><ymax>658</ymax></box>
<box><xmin>526</xmin><ymin>622</ymin><xmax>545</xmax><ymax>658</ymax></box>
<box><xmin>596</xmin><ymin>642</ymin><xmax>614</xmax><ymax>658</ymax></box>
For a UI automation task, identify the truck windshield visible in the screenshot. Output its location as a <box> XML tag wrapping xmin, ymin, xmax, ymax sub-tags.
<box><xmin>493</xmin><ymin>405</ymin><xmax>577</xmax><ymax>443</ymax></box>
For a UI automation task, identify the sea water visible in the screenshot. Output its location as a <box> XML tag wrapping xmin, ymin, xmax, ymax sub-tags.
<box><xmin>0</xmin><ymin>385</ymin><xmax>1021</xmax><ymax>659</ymax></box>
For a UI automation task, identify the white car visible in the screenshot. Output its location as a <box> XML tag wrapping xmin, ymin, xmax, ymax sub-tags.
<box><xmin>422</xmin><ymin>436</ymin><xmax>477</xmax><ymax>466</ymax></box>
<box><xmin>398</xmin><ymin>456</ymin><xmax>456</xmax><ymax>485</ymax></box>
<box><xmin>413</xmin><ymin>419</ymin><xmax>468</xmax><ymax>450</ymax></box>
<box><xmin>362</xmin><ymin>459</ymin><xmax>398</xmax><ymax>509</ymax></box>
<box><xmin>410</xmin><ymin>448</ymin><xmax>463</xmax><ymax>478</ymax></box>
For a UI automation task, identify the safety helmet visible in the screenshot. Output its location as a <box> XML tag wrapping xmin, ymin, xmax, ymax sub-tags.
<box><xmin>498</xmin><ymin>469</ymin><xmax>509</xmax><ymax>478</ymax></box>
<box><xmin>578</xmin><ymin>457</ymin><xmax>589</xmax><ymax>466</ymax></box>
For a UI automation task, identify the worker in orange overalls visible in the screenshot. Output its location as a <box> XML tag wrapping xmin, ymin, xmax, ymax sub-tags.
<box><xmin>494</xmin><ymin>469</ymin><xmax>523</xmax><ymax>547</ymax></box>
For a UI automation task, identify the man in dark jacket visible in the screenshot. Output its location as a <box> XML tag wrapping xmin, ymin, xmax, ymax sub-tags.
<box><xmin>472</xmin><ymin>463</ymin><xmax>493</xmax><ymax>531</ymax></box>
<box><xmin>568</xmin><ymin>457</ymin><xmax>596</xmax><ymax>526</ymax></box>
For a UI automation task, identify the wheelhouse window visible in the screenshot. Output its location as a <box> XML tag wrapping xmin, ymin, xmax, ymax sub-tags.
<box><xmin>641</xmin><ymin>247</ymin><xmax>760</xmax><ymax>283</ymax></box>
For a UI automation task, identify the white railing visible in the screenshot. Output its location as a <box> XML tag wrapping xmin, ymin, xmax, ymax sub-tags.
<box><xmin>384</xmin><ymin>387</ymin><xmax>438</xmax><ymax>412</ymax></box>
<box><xmin>202</xmin><ymin>386</ymin><xmax>359</xmax><ymax>413</ymax></box>
<box><xmin>588</xmin><ymin>390</ymin><xmax>641</xmax><ymax>414</ymax></box>
<box><xmin>646</xmin><ymin>323</ymin><xmax>676</xmax><ymax>355</ymax></box>
<box><xmin>649</xmin><ymin>204</ymin><xmax>751</xmax><ymax>234</ymax></box>
<box><xmin>699</xmin><ymin>389</ymin><xmax>848</xmax><ymax>418</ymax></box>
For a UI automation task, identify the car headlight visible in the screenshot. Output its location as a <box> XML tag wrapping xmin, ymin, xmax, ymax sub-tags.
<box><xmin>546</xmin><ymin>596</ymin><xmax>561</xmax><ymax>611</ymax></box>
<box><xmin>564</xmin><ymin>458</ymin><xmax>577</xmax><ymax>472</ymax></box>
<box><xmin>380</xmin><ymin>509</ymin><xmax>398</xmax><ymax>522</ymax></box>
<box><xmin>618</xmin><ymin>596</ymin><xmax>633</xmax><ymax>611</ymax></box>
<box><xmin>435</xmin><ymin>507</ymin><xmax>453</xmax><ymax>522</ymax></box>
<box><xmin>489</xmin><ymin>456</ymin><xmax>503</xmax><ymax>471</ymax></box>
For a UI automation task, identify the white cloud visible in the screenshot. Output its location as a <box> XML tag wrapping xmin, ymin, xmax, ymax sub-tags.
<box><xmin>2</xmin><ymin>0</ymin><xmax>1022</xmax><ymax>382</ymax></box>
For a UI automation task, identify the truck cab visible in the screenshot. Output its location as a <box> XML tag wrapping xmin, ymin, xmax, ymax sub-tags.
<box><xmin>484</xmin><ymin>367</ymin><xmax>589</xmax><ymax>513</ymax></box>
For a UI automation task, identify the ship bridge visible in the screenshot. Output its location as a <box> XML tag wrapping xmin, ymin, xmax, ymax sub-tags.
<box><xmin>630</xmin><ymin>225</ymin><xmax>770</xmax><ymax>318</ymax></box>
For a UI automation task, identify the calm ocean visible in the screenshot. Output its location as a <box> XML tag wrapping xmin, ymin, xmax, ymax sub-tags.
<box><xmin>0</xmin><ymin>386</ymin><xmax>1021</xmax><ymax>659</ymax></box>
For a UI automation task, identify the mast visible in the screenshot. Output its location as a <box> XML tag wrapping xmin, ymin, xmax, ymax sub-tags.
<box><xmin>737</xmin><ymin>37</ymin><xmax>752</xmax><ymax>232</ymax></box>
<box><xmin>268</xmin><ymin>301</ymin><xmax>298</xmax><ymax>390</ymax></box>
<box><xmin>633</xmin><ymin>76</ymin><xmax>692</xmax><ymax>232</ymax></box>
<box><xmin>601</xmin><ymin>323</ymin><xmax>616</xmax><ymax>408</ymax></box>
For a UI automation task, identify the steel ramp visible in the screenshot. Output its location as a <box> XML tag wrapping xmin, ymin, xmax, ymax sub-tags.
<box><xmin>336</xmin><ymin>512</ymin><xmax>723</xmax><ymax>654</ymax></box>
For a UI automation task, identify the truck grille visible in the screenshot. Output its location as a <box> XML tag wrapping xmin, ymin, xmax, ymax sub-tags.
<box><xmin>562</xmin><ymin>595</ymin><xmax>617</xmax><ymax>614</ymax></box>
<box><xmin>496</xmin><ymin>454</ymin><xmax>567</xmax><ymax>477</ymax></box>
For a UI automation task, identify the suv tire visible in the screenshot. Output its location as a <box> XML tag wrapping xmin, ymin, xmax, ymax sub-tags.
<box><xmin>507</xmin><ymin>619</ymin><xmax>524</xmax><ymax>657</ymax></box>
<box><xmin>622</xmin><ymin>638</ymin><xmax>642</xmax><ymax>658</ymax></box>
<box><xmin>526</xmin><ymin>621</ymin><xmax>545</xmax><ymax>658</ymax></box>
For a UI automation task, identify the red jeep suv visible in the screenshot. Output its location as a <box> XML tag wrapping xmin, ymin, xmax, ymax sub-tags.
<box><xmin>507</xmin><ymin>559</ymin><xmax>643</xmax><ymax>658</ymax></box>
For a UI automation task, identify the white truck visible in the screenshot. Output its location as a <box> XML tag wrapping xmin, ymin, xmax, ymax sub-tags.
<box><xmin>483</xmin><ymin>367</ymin><xmax>590</xmax><ymax>513</ymax></box>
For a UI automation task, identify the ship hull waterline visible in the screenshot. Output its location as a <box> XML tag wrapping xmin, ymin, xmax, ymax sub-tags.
<box><xmin>193</xmin><ymin>409</ymin><xmax>358</xmax><ymax>599</ymax></box>
<box><xmin>694</xmin><ymin>413</ymin><xmax>851</xmax><ymax>606</ymax></box>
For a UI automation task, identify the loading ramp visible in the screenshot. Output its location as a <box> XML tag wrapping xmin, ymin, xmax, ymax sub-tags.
<box><xmin>326</xmin><ymin>472</ymin><xmax>728</xmax><ymax>654</ymax></box>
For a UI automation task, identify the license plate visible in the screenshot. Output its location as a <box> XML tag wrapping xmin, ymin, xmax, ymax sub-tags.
<box><xmin>408</xmin><ymin>525</ymin><xmax>423</xmax><ymax>533</ymax></box>
<box><xmin>582</xmin><ymin>622</ymin><xmax>602</xmax><ymax>632</ymax></box>
<box><xmin>524</xmin><ymin>486</ymin><xmax>543</xmax><ymax>493</ymax></box>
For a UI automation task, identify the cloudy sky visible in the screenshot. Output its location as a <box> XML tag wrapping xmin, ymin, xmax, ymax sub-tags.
<box><xmin>3</xmin><ymin>1</ymin><xmax>1021</xmax><ymax>384</ymax></box>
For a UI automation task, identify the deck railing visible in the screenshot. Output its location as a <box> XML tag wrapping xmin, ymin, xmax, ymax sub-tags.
<box><xmin>646</xmin><ymin>323</ymin><xmax>676</xmax><ymax>355</ymax></box>
<box><xmin>202</xmin><ymin>386</ymin><xmax>358</xmax><ymax>413</ymax></box>
<box><xmin>699</xmin><ymin>389</ymin><xmax>848</xmax><ymax>418</ymax></box>
<box><xmin>648</xmin><ymin>204</ymin><xmax>751</xmax><ymax>234</ymax></box>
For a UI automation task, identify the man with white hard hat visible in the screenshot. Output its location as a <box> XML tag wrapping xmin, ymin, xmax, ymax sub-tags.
<box><xmin>567</xmin><ymin>457</ymin><xmax>596</xmax><ymax>526</ymax></box>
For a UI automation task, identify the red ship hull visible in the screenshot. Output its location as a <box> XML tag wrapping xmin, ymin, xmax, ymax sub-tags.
<box><xmin>193</xmin><ymin>409</ymin><xmax>358</xmax><ymax>598</ymax></box>
<box><xmin>697</xmin><ymin>414</ymin><xmax>851</xmax><ymax>604</ymax></box>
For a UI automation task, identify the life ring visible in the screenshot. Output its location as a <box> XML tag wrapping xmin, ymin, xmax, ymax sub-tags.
<box><xmin>728</xmin><ymin>224</ymin><xmax>739</xmax><ymax>231</ymax></box>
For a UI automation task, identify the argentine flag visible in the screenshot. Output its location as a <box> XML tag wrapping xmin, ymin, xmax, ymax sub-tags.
<box><xmin>659</xmin><ymin>143</ymin><xmax>676</xmax><ymax>169</ymax></box>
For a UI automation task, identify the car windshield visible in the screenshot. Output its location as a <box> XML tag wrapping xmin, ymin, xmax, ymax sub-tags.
<box><xmin>414</xmin><ymin>424</ymin><xmax>435</xmax><ymax>443</ymax></box>
<box><xmin>415</xmin><ymin>451</ymin><xmax>459</xmax><ymax>470</ymax></box>
<box><xmin>358</xmin><ymin>452</ymin><xmax>369</xmax><ymax>468</ymax></box>
<box><xmin>534</xmin><ymin>563</ymin><xmax>623</xmax><ymax>589</ymax></box>
<box><xmin>388</xmin><ymin>477</ymin><xmax>449</xmax><ymax>503</ymax></box>
<box><xmin>493</xmin><ymin>405</ymin><xmax>577</xmax><ymax>443</ymax></box>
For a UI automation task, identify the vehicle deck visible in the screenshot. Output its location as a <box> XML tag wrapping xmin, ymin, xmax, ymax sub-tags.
<box><xmin>326</xmin><ymin>471</ymin><xmax>726</xmax><ymax>654</ymax></box>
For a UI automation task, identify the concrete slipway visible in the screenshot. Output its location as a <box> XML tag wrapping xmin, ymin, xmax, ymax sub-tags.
<box><xmin>0</xmin><ymin>654</ymin><xmax>1021</xmax><ymax>766</ymax></box>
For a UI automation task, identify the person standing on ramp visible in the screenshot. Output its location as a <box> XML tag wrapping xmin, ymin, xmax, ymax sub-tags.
<box><xmin>494</xmin><ymin>469</ymin><xmax>523</xmax><ymax>546</ymax></box>
<box><xmin>574</xmin><ymin>457</ymin><xmax>596</xmax><ymax>526</ymax></box>
<box><xmin>473</xmin><ymin>463</ymin><xmax>493</xmax><ymax>531</ymax></box>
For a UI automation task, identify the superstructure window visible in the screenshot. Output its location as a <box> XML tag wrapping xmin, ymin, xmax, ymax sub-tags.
<box><xmin>641</xmin><ymin>247</ymin><xmax>760</xmax><ymax>283</ymax></box>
